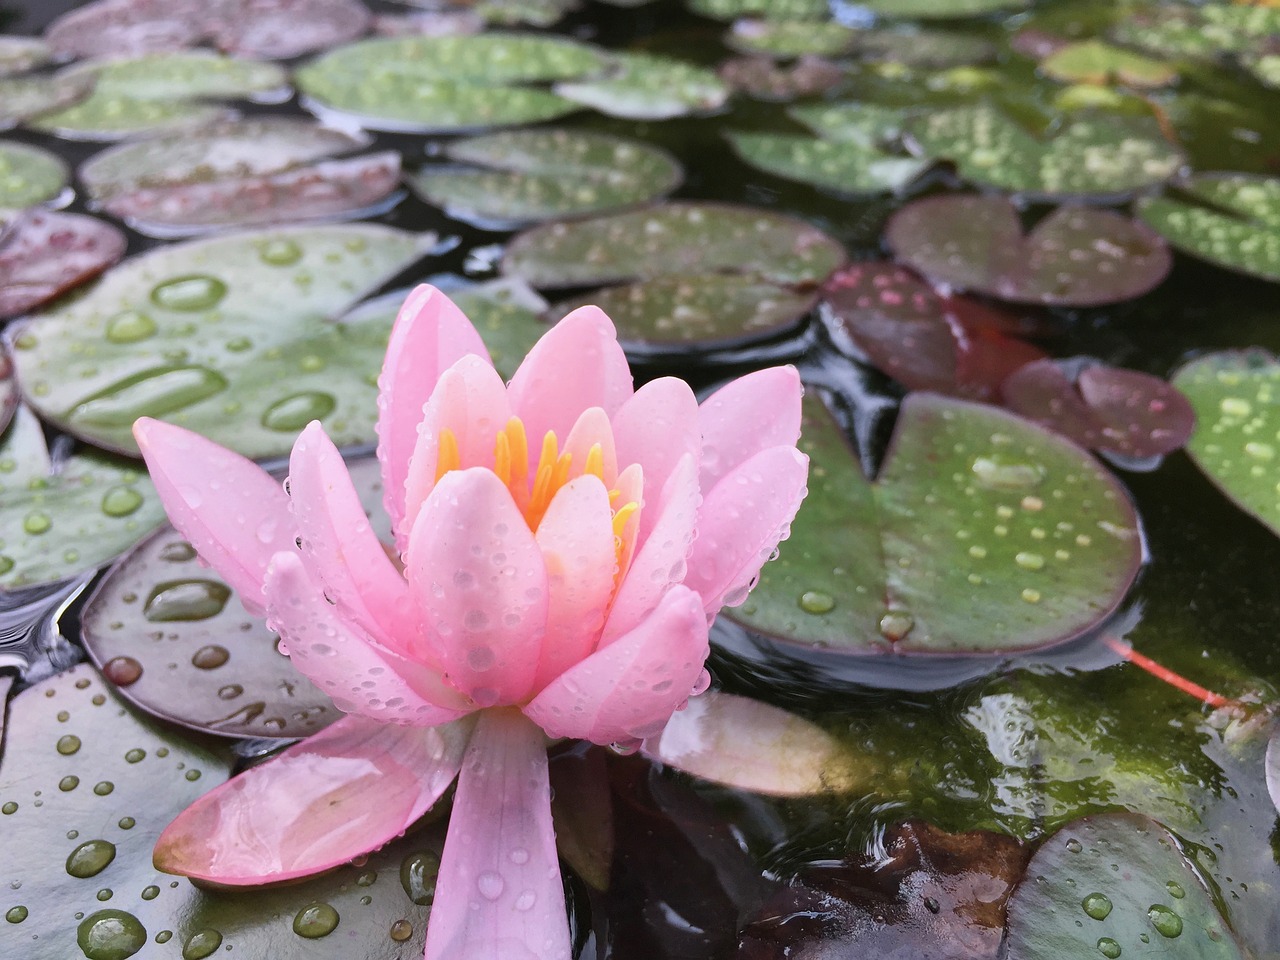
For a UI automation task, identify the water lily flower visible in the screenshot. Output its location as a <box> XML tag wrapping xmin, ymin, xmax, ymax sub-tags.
<box><xmin>131</xmin><ymin>284</ymin><xmax>808</xmax><ymax>959</ymax></box>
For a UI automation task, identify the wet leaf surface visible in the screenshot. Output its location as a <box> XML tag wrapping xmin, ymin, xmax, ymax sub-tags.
<box><xmin>0</xmin><ymin>209</ymin><xmax>127</xmax><ymax>319</ymax></box>
<box><xmin>554</xmin><ymin>52</ymin><xmax>729</xmax><ymax>121</ymax></box>
<box><xmin>725</xmin><ymin>19</ymin><xmax>857</xmax><ymax>59</ymax></box>
<box><xmin>686</xmin><ymin>0</ymin><xmax>829</xmax><ymax>21</ymax></box>
<box><xmin>430</xmin><ymin>276</ymin><xmax>548</xmax><ymax>379</ymax></box>
<box><xmin>850</xmin><ymin>28</ymin><xmax>997</xmax><ymax>68</ymax></box>
<box><xmin>12</xmin><ymin>224</ymin><xmax>434</xmax><ymax>459</ymax></box>
<box><xmin>0</xmin><ymin>35</ymin><xmax>49</xmax><ymax>76</ymax></box>
<box><xmin>0</xmin><ymin>73</ymin><xmax>92</xmax><ymax>128</ymax></box>
<box><xmin>730</xmin><ymin>392</ymin><xmax>1142</xmax><ymax>654</ymax></box>
<box><xmin>1266</xmin><ymin>727</ymin><xmax>1280</xmax><ymax>817</ymax></box>
<box><xmin>1039</xmin><ymin>39</ymin><xmax>1178</xmax><ymax>88</ymax></box>
<box><xmin>206</xmin><ymin>0</ymin><xmax>371</xmax><ymax>60</ymax></box>
<box><xmin>886</xmin><ymin>194</ymin><xmax>1172</xmax><ymax>306</ymax></box>
<box><xmin>853</xmin><ymin>0</ymin><xmax>1029</xmax><ymax>17</ymax></box>
<box><xmin>45</xmin><ymin>0</ymin><xmax>206</xmax><ymax>60</ymax></box>
<box><xmin>716</xmin><ymin>55</ymin><xmax>845</xmax><ymax>102</ymax></box>
<box><xmin>0</xmin><ymin>141</ymin><xmax>68</xmax><ymax>210</ymax></box>
<box><xmin>0</xmin><ymin>350</ymin><xmax>15</xmax><ymax>436</ymax></box>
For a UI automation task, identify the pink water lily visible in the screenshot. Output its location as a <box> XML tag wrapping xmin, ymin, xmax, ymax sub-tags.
<box><xmin>132</xmin><ymin>284</ymin><xmax>808</xmax><ymax>959</ymax></box>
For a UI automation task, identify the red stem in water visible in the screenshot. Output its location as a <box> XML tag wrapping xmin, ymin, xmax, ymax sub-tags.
<box><xmin>1102</xmin><ymin>636</ymin><xmax>1234</xmax><ymax>709</ymax></box>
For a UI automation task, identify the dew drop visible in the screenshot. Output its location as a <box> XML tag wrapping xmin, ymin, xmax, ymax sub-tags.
<box><xmin>400</xmin><ymin>851</ymin><xmax>440</xmax><ymax>905</ymax></box>
<box><xmin>389</xmin><ymin>919</ymin><xmax>413</xmax><ymax>942</ymax></box>
<box><xmin>1147</xmin><ymin>903</ymin><xmax>1182</xmax><ymax>938</ymax></box>
<box><xmin>67</xmin><ymin>840</ymin><xmax>117</xmax><ymax>878</ymax></box>
<box><xmin>1</xmin><ymin>801</ymin><xmax>17</xmax><ymax>815</ymax></box>
<box><xmin>105</xmin><ymin>311</ymin><xmax>157</xmax><ymax>344</ymax></box>
<box><xmin>6</xmin><ymin>905</ymin><xmax>27</xmax><ymax>923</ymax></box>
<box><xmin>971</xmin><ymin>454</ymin><xmax>1045</xmax><ymax>490</ymax></box>
<box><xmin>159</xmin><ymin>541</ymin><xmax>197</xmax><ymax>562</ymax></box>
<box><xmin>191</xmin><ymin>645</ymin><xmax>229</xmax><ymax>669</ymax></box>
<box><xmin>23</xmin><ymin>511</ymin><xmax>51</xmax><ymax>534</ymax></box>
<box><xmin>101</xmin><ymin>486</ymin><xmax>144</xmax><ymax>518</ymax></box>
<box><xmin>181</xmin><ymin>927</ymin><xmax>223</xmax><ymax>959</ymax></box>
<box><xmin>77</xmin><ymin>909</ymin><xmax>146</xmax><ymax>960</ymax></box>
<box><xmin>57</xmin><ymin>734</ymin><xmax>82</xmax><ymax>755</ymax></box>
<box><xmin>150</xmin><ymin>275</ymin><xmax>227</xmax><ymax>311</ymax></box>
<box><xmin>878</xmin><ymin>610</ymin><xmax>914</xmax><ymax>642</ymax></box>
<box><xmin>259</xmin><ymin>238</ymin><xmax>303</xmax><ymax>266</ymax></box>
<box><xmin>798</xmin><ymin>590</ymin><xmax>835</xmax><ymax>614</ymax></box>
<box><xmin>1096</xmin><ymin>937</ymin><xmax>1121</xmax><ymax>959</ymax></box>
<box><xmin>1014</xmin><ymin>551</ymin><xmax>1045</xmax><ymax>572</ymax></box>
<box><xmin>292</xmin><ymin>902</ymin><xmax>339</xmax><ymax>938</ymax></box>
<box><xmin>141</xmin><ymin>886</ymin><xmax>159</xmax><ymax>901</ymax></box>
<box><xmin>144</xmin><ymin>580</ymin><xmax>230</xmax><ymax>622</ymax></box>
<box><xmin>94</xmin><ymin>781</ymin><xmax>114</xmax><ymax>796</ymax></box>
<box><xmin>1165</xmin><ymin>881</ymin><xmax>1185</xmax><ymax>899</ymax></box>
<box><xmin>104</xmin><ymin>657</ymin><xmax>143</xmax><ymax>686</ymax></box>
<box><xmin>59</xmin><ymin>775</ymin><xmax>80</xmax><ymax>791</ymax></box>
<box><xmin>262</xmin><ymin>392</ymin><xmax>336</xmax><ymax>432</ymax></box>
<box><xmin>477</xmin><ymin>871</ymin><xmax>505</xmax><ymax>900</ymax></box>
<box><xmin>1082</xmin><ymin>892</ymin><xmax>1113</xmax><ymax>920</ymax></box>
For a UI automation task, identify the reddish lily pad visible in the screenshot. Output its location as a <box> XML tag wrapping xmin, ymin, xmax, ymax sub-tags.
<box><xmin>820</xmin><ymin>261</ymin><xmax>1046</xmax><ymax>401</ymax></box>
<box><xmin>554</xmin><ymin>52</ymin><xmax>729</xmax><ymax>121</ymax></box>
<box><xmin>1002</xmin><ymin>359</ymin><xmax>1196</xmax><ymax>461</ymax></box>
<box><xmin>0</xmin><ymin>351</ymin><xmax>15</xmax><ymax>435</ymax></box>
<box><xmin>885</xmin><ymin>194</ymin><xmax>1172</xmax><ymax>307</ymax></box>
<box><xmin>373</xmin><ymin>11</ymin><xmax>485</xmax><ymax>36</ymax></box>
<box><xmin>45</xmin><ymin>0</ymin><xmax>206</xmax><ymax>59</ymax></box>
<box><xmin>1004</xmin><ymin>813</ymin><xmax>1244</xmax><ymax>959</ymax></box>
<box><xmin>717</xmin><ymin>55</ymin><xmax>845</xmax><ymax>101</ymax></box>
<box><xmin>0</xmin><ymin>142</ymin><xmax>69</xmax><ymax>211</ymax></box>
<box><xmin>207</xmin><ymin>0</ymin><xmax>371</xmax><ymax>60</ymax></box>
<box><xmin>0</xmin><ymin>209</ymin><xmax>127</xmax><ymax>320</ymax></box>
<box><xmin>729</xmin><ymin>392</ymin><xmax>1142</xmax><ymax>654</ymax></box>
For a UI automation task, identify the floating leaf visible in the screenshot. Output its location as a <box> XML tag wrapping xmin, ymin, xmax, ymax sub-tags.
<box><xmin>717</xmin><ymin>55</ymin><xmax>845</xmax><ymax>101</ymax></box>
<box><xmin>431</xmin><ymin>276</ymin><xmax>548</xmax><ymax>378</ymax></box>
<box><xmin>687</xmin><ymin>0</ymin><xmax>830</xmax><ymax>20</ymax></box>
<box><xmin>554</xmin><ymin>52</ymin><xmax>729</xmax><ymax>120</ymax></box>
<box><xmin>410</xmin><ymin>128</ymin><xmax>681</xmax><ymax>227</ymax></box>
<box><xmin>473</xmin><ymin>0</ymin><xmax>580</xmax><ymax>26</ymax></box>
<box><xmin>1002</xmin><ymin>359</ymin><xmax>1196</xmax><ymax>461</ymax></box>
<box><xmin>0</xmin><ymin>142</ymin><xmax>68</xmax><ymax>210</ymax></box>
<box><xmin>1004</xmin><ymin>813</ymin><xmax>1244</xmax><ymax>959</ymax></box>
<box><xmin>852</xmin><ymin>0</ymin><xmax>1029</xmax><ymax>17</ymax></box>
<box><xmin>905</xmin><ymin>105</ymin><xmax>1183</xmax><ymax>199</ymax></box>
<box><xmin>373</xmin><ymin>11</ymin><xmax>485</xmax><ymax>36</ymax></box>
<box><xmin>45</xmin><ymin>0</ymin><xmax>206</xmax><ymax>60</ymax></box>
<box><xmin>0</xmin><ymin>407</ymin><xmax>165</xmax><ymax>592</ymax></box>
<box><xmin>0</xmin><ymin>35</ymin><xmax>49</xmax><ymax>76</ymax></box>
<box><xmin>0</xmin><ymin>351</ymin><xmax>15</xmax><ymax>436</ymax></box>
<box><xmin>207</xmin><ymin>0</ymin><xmax>371</xmax><ymax>60</ymax></box>
<box><xmin>1172</xmin><ymin>349</ymin><xmax>1280</xmax><ymax>538</ymax></box>
<box><xmin>296</xmin><ymin>33</ymin><xmax>604</xmax><ymax>132</ymax></box>
<box><xmin>0</xmin><ymin>73</ymin><xmax>92</xmax><ymax>128</ymax></box>
<box><xmin>12</xmin><ymin>223</ymin><xmax>434</xmax><ymax>459</ymax></box>
<box><xmin>29</xmin><ymin>92</ymin><xmax>233</xmax><ymax>142</ymax></box>
<box><xmin>729</xmin><ymin>392</ymin><xmax>1142</xmax><ymax>654</ymax></box>
<box><xmin>1112</xmin><ymin>3</ymin><xmax>1280</xmax><ymax>67</ymax></box>
<box><xmin>1040</xmin><ymin>39</ymin><xmax>1178</xmax><ymax>89</ymax></box>
<box><xmin>1138</xmin><ymin>174</ymin><xmax>1280</xmax><ymax>283</ymax></box>
<box><xmin>1266</xmin><ymin>727</ymin><xmax>1280</xmax><ymax>816</ymax></box>
<box><xmin>885</xmin><ymin>194</ymin><xmax>1172</xmax><ymax>306</ymax></box>
<box><xmin>725</xmin><ymin>19</ymin><xmax>858</xmax><ymax>59</ymax></box>
<box><xmin>0</xmin><ymin>209</ymin><xmax>127</xmax><ymax>321</ymax></box>
<box><xmin>850</xmin><ymin>27</ymin><xmax>997</xmax><ymax>68</ymax></box>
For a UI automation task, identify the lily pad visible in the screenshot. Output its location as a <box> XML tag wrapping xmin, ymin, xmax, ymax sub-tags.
<box><xmin>1112</xmin><ymin>4</ymin><xmax>1280</xmax><ymax>66</ymax></box>
<box><xmin>1040</xmin><ymin>39</ymin><xmax>1178</xmax><ymax>89</ymax></box>
<box><xmin>717</xmin><ymin>55</ymin><xmax>845</xmax><ymax>101</ymax></box>
<box><xmin>29</xmin><ymin>92</ymin><xmax>234</xmax><ymax>142</ymax></box>
<box><xmin>410</xmin><ymin>128</ymin><xmax>682</xmax><ymax>228</ymax></box>
<box><xmin>0</xmin><ymin>142</ymin><xmax>68</xmax><ymax>210</ymax></box>
<box><xmin>296</xmin><ymin>33</ymin><xmax>605</xmax><ymax>133</ymax></box>
<box><xmin>1266</xmin><ymin>727</ymin><xmax>1280</xmax><ymax>816</ymax></box>
<box><xmin>0</xmin><ymin>350</ymin><xmax>16</xmax><ymax>436</ymax></box>
<box><xmin>1138</xmin><ymin>174</ymin><xmax>1280</xmax><ymax>283</ymax></box>
<box><xmin>1004</xmin><ymin>813</ymin><xmax>1244</xmax><ymax>959</ymax></box>
<box><xmin>373</xmin><ymin>11</ymin><xmax>485</xmax><ymax>36</ymax></box>
<box><xmin>207</xmin><ymin>0</ymin><xmax>372</xmax><ymax>60</ymax></box>
<box><xmin>853</xmin><ymin>0</ymin><xmax>1030</xmax><ymax>18</ymax></box>
<box><xmin>885</xmin><ymin>194</ymin><xmax>1172</xmax><ymax>306</ymax></box>
<box><xmin>0</xmin><ymin>73</ymin><xmax>92</xmax><ymax>128</ymax></box>
<box><xmin>1171</xmin><ymin>349</ymin><xmax>1280</xmax><ymax>538</ymax></box>
<box><xmin>472</xmin><ymin>0</ymin><xmax>580</xmax><ymax>26</ymax></box>
<box><xmin>0</xmin><ymin>406</ymin><xmax>165</xmax><ymax>592</ymax></box>
<box><xmin>0</xmin><ymin>209</ymin><xmax>127</xmax><ymax>321</ymax></box>
<box><xmin>850</xmin><ymin>28</ymin><xmax>997</xmax><ymax>68</ymax></box>
<box><xmin>44</xmin><ymin>0</ymin><xmax>206</xmax><ymax>60</ymax></box>
<box><xmin>0</xmin><ymin>35</ymin><xmax>49</xmax><ymax>76</ymax></box>
<box><xmin>11</xmin><ymin>223</ymin><xmax>435</xmax><ymax>460</ymax></box>
<box><xmin>687</xmin><ymin>0</ymin><xmax>830</xmax><ymax>20</ymax></box>
<box><xmin>729</xmin><ymin>391</ymin><xmax>1142</xmax><ymax>654</ymax></box>
<box><xmin>429</xmin><ymin>276</ymin><xmax>548</xmax><ymax>379</ymax></box>
<box><xmin>554</xmin><ymin>52</ymin><xmax>729</xmax><ymax>120</ymax></box>
<box><xmin>905</xmin><ymin>105</ymin><xmax>1184</xmax><ymax>200</ymax></box>
<box><xmin>725</xmin><ymin>19</ymin><xmax>858</xmax><ymax>59</ymax></box>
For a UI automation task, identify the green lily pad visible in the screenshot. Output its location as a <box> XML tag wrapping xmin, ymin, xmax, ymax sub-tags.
<box><xmin>0</xmin><ymin>73</ymin><xmax>92</xmax><ymax>128</ymax></box>
<box><xmin>1040</xmin><ymin>39</ymin><xmax>1178</xmax><ymax>89</ymax></box>
<box><xmin>29</xmin><ymin>92</ymin><xmax>234</xmax><ymax>142</ymax></box>
<box><xmin>554</xmin><ymin>52</ymin><xmax>729</xmax><ymax>120</ymax></box>
<box><xmin>1004</xmin><ymin>813</ymin><xmax>1244</xmax><ymax>959</ymax></box>
<box><xmin>725</xmin><ymin>19</ymin><xmax>858</xmax><ymax>59</ymax></box>
<box><xmin>1112</xmin><ymin>4</ymin><xmax>1280</xmax><ymax>63</ymax></box>
<box><xmin>296</xmin><ymin>33</ymin><xmax>605</xmax><ymax>133</ymax></box>
<box><xmin>429</xmin><ymin>276</ymin><xmax>547</xmax><ymax>379</ymax></box>
<box><xmin>1171</xmin><ymin>349</ymin><xmax>1280</xmax><ymax>538</ymax></box>
<box><xmin>473</xmin><ymin>0</ymin><xmax>579</xmax><ymax>26</ymax></box>
<box><xmin>11</xmin><ymin>223</ymin><xmax>435</xmax><ymax>460</ymax></box>
<box><xmin>687</xmin><ymin>0</ymin><xmax>830</xmax><ymax>21</ymax></box>
<box><xmin>729</xmin><ymin>392</ymin><xmax>1142</xmax><ymax>654</ymax></box>
<box><xmin>905</xmin><ymin>105</ymin><xmax>1184</xmax><ymax>200</ymax></box>
<box><xmin>0</xmin><ymin>142</ymin><xmax>68</xmax><ymax>210</ymax></box>
<box><xmin>1138</xmin><ymin>174</ymin><xmax>1280</xmax><ymax>283</ymax></box>
<box><xmin>0</xmin><ymin>351</ymin><xmax>16</xmax><ymax>436</ymax></box>
<box><xmin>410</xmin><ymin>128</ymin><xmax>681</xmax><ymax>227</ymax></box>
<box><xmin>0</xmin><ymin>406</ymin><xmax>165</xmax><ymax>592</ymax></box>
<box><xmin>853</xmin><ymin>0</ymin><xmax>1030</xmax><ymax>18</ymax></box>
<box><xmin>850</xmin><ymin>28</ymin><xmax>997</xmax><ymax>68</ymax></box>
<box><xmin>0</xmin><ymin>35</ymin><xmax>49</xmax><ymax>76</ymax></box>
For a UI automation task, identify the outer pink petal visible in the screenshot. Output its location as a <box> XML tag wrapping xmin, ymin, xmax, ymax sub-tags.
<box><xmin>601</xmin><ymin>453</ymin><xmax>699</xmax><ymax>645</ymax></box>
<box><xmin>400</xmin><ymin>355</ymin><xmax>512</xmax><ymax>549</ymax></box>
<box><xmin>288</xmin><ymin>422</ymin><xmax>417</xmax><ymax>659</ymax></box>
<box><xmin>611</xmin><ymin>376</ymin><xmax>700</xmax><ymax>541</ymax></box>
<box><xmin>524</xmin><ymin>585</ymin><xmax>709</xmax><ymax>745</ymax></box>
<box><xmin>698</xmin><ymin>366</ymin><xmax>802</xmax><ymax>492</ymax></box>
<box><xmin>683</xmin><ymin>446</ymin><xmax>809</xmax><ymax>615</ymax></box>
<box><xmin>154</xmin><ymin>713</ymin><xmax>473</xmax><ymax>885</ymax></box>
<box><xmin>405</xmin><ymin>468</ymin><xmax>548</xmax><ymax>707</ymax></box>
<box><xmin>375</xmin><ymin>285</ymin><xmax>490</xmax><ymax>545</ymax></box>
<box><xmin>265</xmin><ymin>551</ymin><xmax>470</xmax><ymax>723</ymax></box>
<box><xmin>133</xmin><ymin>417</ymin><xmax>294</xmax><ymax>613</ymax></box>
<box><xmin>424</xmin><ymin>709</ymin><xmax>569</xmax><ymax>960</ymax></box>
<box><xmin>532</xmin><ymin>475</ymin><xmax>617</xmax><ymax>692</ymax></box>
<box><xmin>506</xmin><ymin>305</ymin><xmax>633</xmax><ymax>469</ymax></box>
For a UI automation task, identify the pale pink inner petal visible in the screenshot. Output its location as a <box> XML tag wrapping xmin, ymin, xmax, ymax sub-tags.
<box><xmin>611</xmin><ymin>376</ymin><xmax>701</xmax><ymax>540</ymax></box>
<box><xmin>697</xmin><ymin>366</ymin><xmax>803</xmax><ymax>492</ymax></box>
<box><xmin>405</xmin><ymin>469</ymin><xmax>549</xmax><ymax>707</ymax></box>
<box><xmin>560</xmin><ymin>406</ymin><xmax>618</xmax><ymax>487</ymax></box>
<box><xmin>524</xmin><ymin>585</ymin><xmax>709</xmax><ymax>746</ymax></box>
<box><xmin>424</xmin><ymin>709</ymin><xmax>570</xmax><ymax>960</ymax></box>
<box><xmin>133</xmin><ymin>417</ymin><xmax>294</xmax><ymax>613</ymax></box>
<box><xmin>610</xmin><ymin>463</ymin><xmax>644</xmax><ymax>586</ymax></box>
<box><xmin>154</xmin><ymin>713</ymin><xmax>473</xmax><ymax>885</ymax></box>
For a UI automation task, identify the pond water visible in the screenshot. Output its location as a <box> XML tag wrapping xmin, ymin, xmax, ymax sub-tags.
<box><xmin>2</xmin><ymin>0</ymin><xmax>1280</xmax><ymax>958</ymax></box>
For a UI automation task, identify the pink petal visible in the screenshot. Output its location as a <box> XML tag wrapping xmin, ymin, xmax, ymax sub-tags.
<box><xmin>406</xmin><ymin>468</ymin><xmax>549</xmax><ymax>707</ymax></box>
<box><xmin>601</xmin><ymin>453</ymin><xmax>699</xmax><ymax>645</ymax></box>
<box><xmin>561</xmin><ymin>406</ymin><xmax>618</xmax><ymax>485</ymax></box>
<box><xmin>265</xmin><ymin>551</ymin><xmax>470</xmax><ymax>722</ymax></box>
<box><xmin>424</xmin><ymin>709</ymin><xmax>569</xmax><ymax>960</ymax></box>
<box><xmin>401</xmin><ymin>355</ymin><xmax>512</xmax><ymax>549</ymax></box>
<box><xmin>288</xmin><ymin>422</ymin><xmax>416</xmax><ymax>659</ymax></box>
<box><xmin>684</xmin><ymin>445</ymin><xmax>809</xmax><ymax>615</ymax></box>
<box><xmin>506</xmin><ymin>305</ymin><xmax>633</xmax><ymax>469</ymax></box>
<box><xmin>524</xmin><ymin>585</ymin><xmax>709</xmax><ymax>745</ymax></box>
<box><xmin>376</xmin><ymin>285</ymin><xmax>490</xmax><ymax>546</ymax></box>
<box><xmin>154</xmin><ymin>713</ymin><xmax>473</xmax><ymax>885</ymax></box>
<box><xmin>133</xmin><ymin>417</ymin><xmax>293</xmax><ymax>613</ymax></box>
<box><xmin>611</xmin><ymin>377</ymin><xmax>701</xmax><ymax>542</ymax></box>
<box><xmin>698</xmin><ymin>366</ymin><xmax>802</xmax><ymax>492</ymax></box>
<box><xmin>532</xmin><ymin>475</ymin><xmax>617</xmax><ymax>692</ymax></box>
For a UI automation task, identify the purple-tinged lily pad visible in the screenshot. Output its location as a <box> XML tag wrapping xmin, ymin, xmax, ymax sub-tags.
<box><xmin>1040</xmin><ymin>39</ymin><xmax>1178</xmax><ymax>89</ymax></box>
<box><xmin>0</xmin><ymin>142</ymin><xmax>69</xmax><ymax>211</ymax></box>
<box><xmin>1004</xmin><ymin>813</ymin><xmax>1244</xmax><ymax>959</ymax></box>
<box><xmin>554</xmin><ymin>52</ymin><xmax>729</xmax><ymax>121</ymax></box>
<box><xmin>373</xmin><ymin>11</ymin><xmax>485</xmax><ymax>35</ymax></box>
<box><xmin>885</xmin><ymin>194</ymin><xmax>1172</xmax><ymax>307</ymax></box>
<box><xmin>730</xmin><ymin>392</ymin><xmax>1142</xmax><ymax>654</ymax></box>
<box><xmin>1171</xmin><ymin>349</ymin><xmax>1280</xmax><ymax>538</ymax></box>
<box><xmin>1266</xmin><ymin>727</ymin><xmax>1280</xmax><ymax>816</ymax></box>
<box><xmin>0</xmin><ymin>209</ymin><xmax>126</xmax><ymax>320</ymax></box>
<box><xmin>725</xmin><ymin>19</ymin><xmax>858</xmax><ymax>59</ymax></box>
<box><xmin>207</xmin><ymin>0</ymin><xmax>371</xmax><ymax>60</ymax></box>
<box><xmin>1002</xmin><ymin>359</ymin><xmax>1195</xmax><ymax>461</ymax></box>
<box><xmin>45</xmin><ymin>0</ymin><xmax>205</xmax><ymax>60</ymax></box>
<box><xmin>0</xmin><ymin>350</ymin><xmax>15</xmax><ymax>435</ymax></box>
<box><xmin>717</xmin><ymin>55</ymin><xmax>845</xmax><ymax>101</ymax></box>
<box><xmin>0</xmin><ymin>35</ymin><xmax>50</xmax><ymax>76</ymax></box>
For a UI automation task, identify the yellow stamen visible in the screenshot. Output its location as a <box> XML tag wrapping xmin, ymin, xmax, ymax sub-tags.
<box><xmin>611</xmin><ymin>501</ymin><xmax>639</xmax><ymax>566</ymax></box>
<box><xmin>505</xmin><ymin>418</ymin><xmax>529</xmax><ymax>491</ymax></box>
<box><xmin>435</xmin><ymin>428</ymin><xmax>460</xmax><ymax>482</ymax></box>
<box><xmin>526</xmin><ymin>430</ymin><xmax>568</xmax><ymax>530</ymax></box>
<box><xmin>583</xmin><ymin>443</ymin><xmax>605</xmax><ymax>482</ymax></box>
<box><xmin>493</xmin><ymin>430</ymin><xmax>511</xmax><ymax>489</ymax></box>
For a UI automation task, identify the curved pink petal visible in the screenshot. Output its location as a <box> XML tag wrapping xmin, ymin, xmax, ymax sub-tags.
<box><xmin>601</xmin><ymin>453</ymin><xmax>699</xmax><ymax>645</ymax></box>
<box><xmin>561</xmin><ymin>406</ymin><xmax>618</xmax><ymax>486</ymax></box>
<box><xmin>532</xmin><ymin>475</ymin><xmax>617</xmax><ymax>692</ymax></box>
<box><xmin>684</xmin><ymin>445</ymin><xmax>809</xmax><ymax>614</ymax></box>
<box><xmin>611</xmin><ymin>376</ymin><xmax>700</xmax><ymax>541</ymax></box>
<box><xmin>265</xmin><ymin>551</ymin><xmax>470</xmax><ymax>722</ymax></box>
<box><xmin>406</xmin><ymin>468</ymin><xmax>548</xmax><ymax>707</ymax></box>
<box><xmin>401</xmin><ymin>355</ymin><xmax>512</xmax><ymax>549</ymax></box>
<box><xmin>698</xmin><ymin>366</ymin><xmax>802</xmax><ymax>492</ymax></box>
<box><xmin>424</xmin><ymin>709</ymin><xmax>569</xmax><ymax>960</ymax></box>
<box><xmin>375</xmin><ymin>285</ymin><xmax>490</xmax><ymax>545</ymax></box>
<box><xmin>506</xmin><ymin>305</ymin><xmax>633</xmax><ymax>469</ymax></box>
<box><xmin>288</xmin><ymin>422</ymin><xmax>417</xmax><ymax>660</ymax></box>
<box><xmin>524</xmin><ymin>585</ymin><xmax>709</xmax><ymax>745</ymax></box>
<box><xmin>133</xmin><ymin>417</ymin><xmax>293</xmax><ymax>613</ymax></box>
<box><xmin>154</xmin><ymin>713</ymin><xmax>473</xmax><ymax>885</ymax></box>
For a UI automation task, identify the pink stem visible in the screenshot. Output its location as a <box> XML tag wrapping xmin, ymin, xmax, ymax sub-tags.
<box><xmin>1102</xmin><ymin>636</ymin><xmax>1234</xmax><ymax>709</ymax></box>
